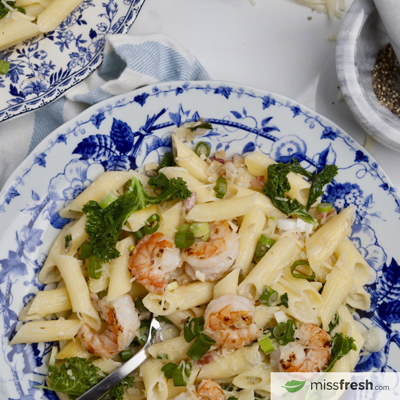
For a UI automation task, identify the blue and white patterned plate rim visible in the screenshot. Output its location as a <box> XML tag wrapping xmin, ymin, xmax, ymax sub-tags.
<box><xmin>1</xmin><ymin>79</ymin><xmax>398</xmax><ymax>210</ymax></box>
<box><xmin>0</xmin><ymin>0</ymin><xmax>146</xmax><ymax>123</ymax></box>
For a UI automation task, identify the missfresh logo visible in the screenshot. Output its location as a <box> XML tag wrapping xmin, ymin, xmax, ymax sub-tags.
<box><xmin>310</xmin><ymin>379</ymin><xmax>389</xmax><ymax>391</ymax></box>
<box><xmin>271</xmin><ymin>372</ymin><xmax>398</xmax><ymax>400</ymax></box>
<box><xmin>281</xmin><ymin>380</ymin><xmax>306</xmax><ymax>393</ymax></box>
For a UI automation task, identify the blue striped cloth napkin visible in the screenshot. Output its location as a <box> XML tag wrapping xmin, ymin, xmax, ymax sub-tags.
<box><xmin>0</xmin><ymin>33</ymin><xmax>210</xmax><ymax>190</ymax></box>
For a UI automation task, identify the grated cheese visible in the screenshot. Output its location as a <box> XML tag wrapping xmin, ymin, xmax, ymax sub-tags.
<box><xmin>296</xmin><ymin>0</ymin><xmax>346</xmax><ymax>21</ymax></box>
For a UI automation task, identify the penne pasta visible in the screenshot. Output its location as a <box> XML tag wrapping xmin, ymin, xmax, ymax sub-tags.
<box><xmin>106</xmin><ymin>236</ymin><xmax>134</xmax><ymax>302</ymax></box>
<box><xmin>39</xmin><ymin>216</ymin><xmax>88</xmax><ymax>284</ymax></box>
<box><xmin>54</xmin><ymin>255</ymin><xmax>101</xmax><ymax>330</ymax></box>
<box><xmin>55</xmin><ymin>337</ymin><xmax>92</xmax><ymax>360</ymax></box>
<box><xmin>196</xmin><ymin>344</ymin><xmax>262</xmax><ymax>381</ymax></box>
<box><xmin>147</xmin><ymin>336</ymin><xmax>192</xmax><ymax>362</ymax></box>
<box><xmin>143</xmin><ymin>282</ymin><xmax>215</xmax><ymax>315</ymax></box>
<box><xmin>213</xmin><ymin>268</ymin><xmax>240</xmax><ymax>299</ymax></box>
<box><xmin>238</xmin><ymin>237</ymin><xmax>300</xmax><ymax>299</ymax></box>
<box><xmin>59</xmin><ymin>170</ymin><xmax>138</xmax><ymax>217</ymax></box>
<box><xmin>186</xmin><ymin>193</ymin><xmax>258</xmax><ymax>222</ymax></box>
<box><xmin>27</xmin><ymin>287</ymin><xmax>71</xmax><ymax>318</ymax></box>
<box><xmin>36</xmin><ymin>0</ymin><xmax>83</xmax><ymax>32</ymax></box>
<box><xmin>234</xmin><ymin>205</ymin><xmax>266</xmax><ymax>276</ymax></box>
<box><xmin>172</xmin><ymin>134</ymin><xmax>210</xmax><ymax>183</ymax></box>
<box><xmin>306</xmin><ymin>206</ymin><xmax>354</xmax><ymax>281</ymax></box>
<box><xmin>320</xmin><ymin>253</ymin><xmax>354</xmax><ymax>331</ymax></box>
<box><xmin>11</xmin><ymin>319</ymin><xmax>82</xmax><ymax>344</ymax></box>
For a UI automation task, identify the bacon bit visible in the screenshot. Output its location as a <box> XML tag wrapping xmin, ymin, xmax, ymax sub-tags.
<box><xmin>197</xmin><ymin>353</ymin><xmax>214</xmax><ymax>365</ymax></box>
<box><xmin>209</xmin><ymin>157</ymin><xmax>225</xmax><ymax>164</ymax></box>
<box><xmin>183</xmin><ymin>192</ymin><xmax>197</xmax><ymax>211</ymax></box>
<box><xmin>251</xmin><ymin>175</ymin><xmax>265</xmax><ymax>190</ymax></box>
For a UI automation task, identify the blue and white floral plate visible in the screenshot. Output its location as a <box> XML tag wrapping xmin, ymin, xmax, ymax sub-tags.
<box><xmin>0</xmin><ymin>0</ymin><xmax>146</xmax><ymax>123</ymax></box>
<box><xmin>0</xmin><ymin>81</ymin><xmax>399</xmax><ymax>398</ymax></box>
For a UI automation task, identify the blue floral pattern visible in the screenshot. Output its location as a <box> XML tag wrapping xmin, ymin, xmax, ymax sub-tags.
<box><xmin>0</xmin><ymin>0</ymin><xmax>146</xmax><ymax>123</ymax></box>
<box><xmin>1</xmin><ymin>81</ymin><xmax>400</xmax><ymax>398</ymax></box>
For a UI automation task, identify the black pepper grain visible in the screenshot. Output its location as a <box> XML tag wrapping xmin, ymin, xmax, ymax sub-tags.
<box><xmin>372</xmin><ymin>43</ymin><xmax>400</xmax><ymax>117</ymax></box>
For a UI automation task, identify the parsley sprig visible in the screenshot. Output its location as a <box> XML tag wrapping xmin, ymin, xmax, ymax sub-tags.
<box><xmin>83</xmin><ymin>173</ymin><xmax>191</xmax><ymax>263</ymax></box>
<box><xmin>262</xmin><ymin>160</ymin><xmax>338</xmax><ymax>227</ymax></box>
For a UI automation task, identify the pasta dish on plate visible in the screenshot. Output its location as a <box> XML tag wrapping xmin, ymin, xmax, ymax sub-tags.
<box><xmin>9</xmin><ymin>120</ymin><xmax>376</xmax><ymax>400</ymax></box>
<box><xmin>0</xmin><ymin>0</ymin><xmax>85</xmax><ymax>52</ymax></box>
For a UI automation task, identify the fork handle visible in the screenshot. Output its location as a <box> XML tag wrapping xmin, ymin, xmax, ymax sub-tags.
<box><xmin>76</xmin><ymin>348</ymin><xmax>149</xmax><ymax>400</ymax></box>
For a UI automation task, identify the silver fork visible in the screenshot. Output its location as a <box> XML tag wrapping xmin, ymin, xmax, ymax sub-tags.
<box><xmin>77</xmin><ymin>317</ymin><xmax>161</xmax><ymax>400</ymax></box>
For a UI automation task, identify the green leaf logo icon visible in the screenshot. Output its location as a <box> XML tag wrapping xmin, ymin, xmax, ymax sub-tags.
<box><xmin>281</xmin><ymin>380</ymin><xmax>306</xmax><ymax>393</ymax></box>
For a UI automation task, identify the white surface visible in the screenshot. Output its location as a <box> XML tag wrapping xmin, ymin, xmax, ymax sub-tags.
<box><xmin>129</xmin><ymin>0</ymin><xmax>400</xmax><ymax>190</ymax></box>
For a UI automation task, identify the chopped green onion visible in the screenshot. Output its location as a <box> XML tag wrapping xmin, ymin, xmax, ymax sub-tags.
<box><xmin>128</xmin><ymin>245</ymin><xmax>135</xmax><ymax>252</ymax></box>
<box><xmin>277</xmin><ymin>293</ymin><xmax>289</xmax><ymax>308</ymax></box>
<box><xmin>64</xmin><ymin>234</ymin><xmax>72</xmax><ymax>249</ymax></box>
<box><xmin>161</xmin><ymin>362</ymin><xmax>192</xmax><ymax>386</ymax></box>
<box><xmin>258</xmin><ymin>334</ymin><xmax>275</xmax><ymax>355</ymax></box>
<box><xmin>317</xmin><ymin>202</ymin><xmax>332</xmax><ymax>213</ymax></box>
<box><xmin>175</xmin><ymin>230</ymin><xmax>195</xmax><ymax>249</ymax></box>
<box><xmin>269</xmin><ymin>216</ymin><xmax>275</xmax><ymax>220</ymax></box>
<box><xmin>134</xmin><ymin>297</ymin><xmax>146</xmax><ymax>311</ymax></box>
<box><xmin>132</xmin><ymin>229</ymin><xmax>145</xmax><ymax>240</ymax></box>
<box><xmin>98</xmin><ymin>289</ymin><xmax>107</xmax><ymax>300</ymax></box>
<box><xmin>157</xmin><ymin>353</ymin><xmax>169</xmax><ymax>360</ymax></box>
<box><xmin>119</xmin><ymin>349</ymin><xmax>133</xmax><ymax>362</ymax></box>
<box><xmin>80</xmin><ymin>242</ymin><xmax>93</xmax><ymax>259</ymax></box>
<box><xmin>188</xmin><ymin>122</ymin><xmax>213</xmax><ymax>132</ymax></box>
<box><xmin>259</xmin><ymin>286</ymin><xmax>278</xmax><ymax>307</ymax></box>
<box><xmin>0</xmin><ymin>60</ymin><xmax>10</xmax><ymax>75</ymax></box>
<box><xmin>133</xmin><ymin>214</ymin><xmax>161</xmax><ymax>239</ymax></box>
<box><xmin>291</xmin><ymin>260</ymin><xmax>316</xmax><ymax>281</ymax></box>
<box><xmin>177</xmin><ymin>224</ymin><xmax>190</xmax><ymax>232</ymax></box>
<box><xmin>187</xmin><ymin>332</ymin><xmax>216</xmax><ymax>360</ymax></box>
<box><xmin>172</xmin><ymin>362</ymin><xmax>192</xmax><ymax>386</ymax></box>
<box><xmin>272</xmin><ymin>320</ymin><xmax>296</xmax><ymax>346</ymax></box>
<box><xmin>183</xmin><ymin>316</ymin><xmax>205</xmax><ymax>342</ymax></box>
<box><xmin>259</xmin><ymin>234</ymin><xmax>276</xmax><ymax>247</ymax></box>
<box><xmin>156</xmin><ymin>316</ymin><xmax>174</xmax><ymax>324</ymax></box>
<box><xmin>190</xmin><ymin>222</ymin><xmax>209</xmax><ymax>238</ymax></box>
<box><xmin>136</xmin><ymin>320</ymin><xmax>151</xmax><ymax>345</ymax></box>
<box><xmin>99</xmin><ymin>193</ymin><xmax>118</xmax><ymax>209</ymax></box>
<box><xmin>143</xmin><ymin>213</ymin><xmax>160</xmax><ymax>234</ymax></box>
<box><xmin>254</xmin><ymin>235</ymin><xmax>276</xmax><ymax>263</ymax></box>
<box><xmin>213</xmin><ymin>177</ymin><xmax>227</xmax><ymax>199</ymax></box>
<box><xmin>161</xmin><ymin>363</ymin><xmax>177</xmax><ymax>379</ymax></box>
<box><xmin>88</xmin><ymin>255</ymin><xmax>102</xmax><ymax>279</ymax></box>
<box><xmin>195</xmin><ymin>141</ymin><xmax>211</xmax><ymax>157</ymax></box>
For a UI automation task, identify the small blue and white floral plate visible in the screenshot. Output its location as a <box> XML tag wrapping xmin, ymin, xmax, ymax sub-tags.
<box><xmin>0</xmin><ymin>81</ymin><xmax>399</xmax><ymax>398</ymax></box>
<box><xmin>0</xmin><ymin>0</ymin><xmax>146</xmax><ymax>123</ymax></box>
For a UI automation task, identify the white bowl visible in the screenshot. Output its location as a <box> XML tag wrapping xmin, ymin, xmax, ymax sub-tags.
<box><xmin>336</xmin><ymin>0</ymin><xmax>400</xmax><ymax>152</ymax></box>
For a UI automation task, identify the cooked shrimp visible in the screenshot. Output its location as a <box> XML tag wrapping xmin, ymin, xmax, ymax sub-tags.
<box><xmin>78</xmin><ymin>294</ymin><xmax>140</xmax><ymax>358</ymax></box>
<box><xmin>204</xmin><ymin>294</ymin><xmax>261</xmax><ymax>349</ymax></box>
<box><xmin>197</xmin><ymin>380</ymin><xmax>225</xmax><ymax>400</ymax></box>
<box><xmin>170</xmin><ymin>380</ymin><xmax>224</xmax><ymax>400</ymax></box>
<box><xmin>279</xmin><ymin>323</ymin><xmax>332</xmax><ymax>372</ymax></box>
<box><xmin>182</xmin><ymin>221</ymin><xmax>240</xmax><ymax>281</ymax></box>
<box><xmin>129</xmin><ymin>232</ymin><xmax>181</xmax><ymax>293</ymax></box>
